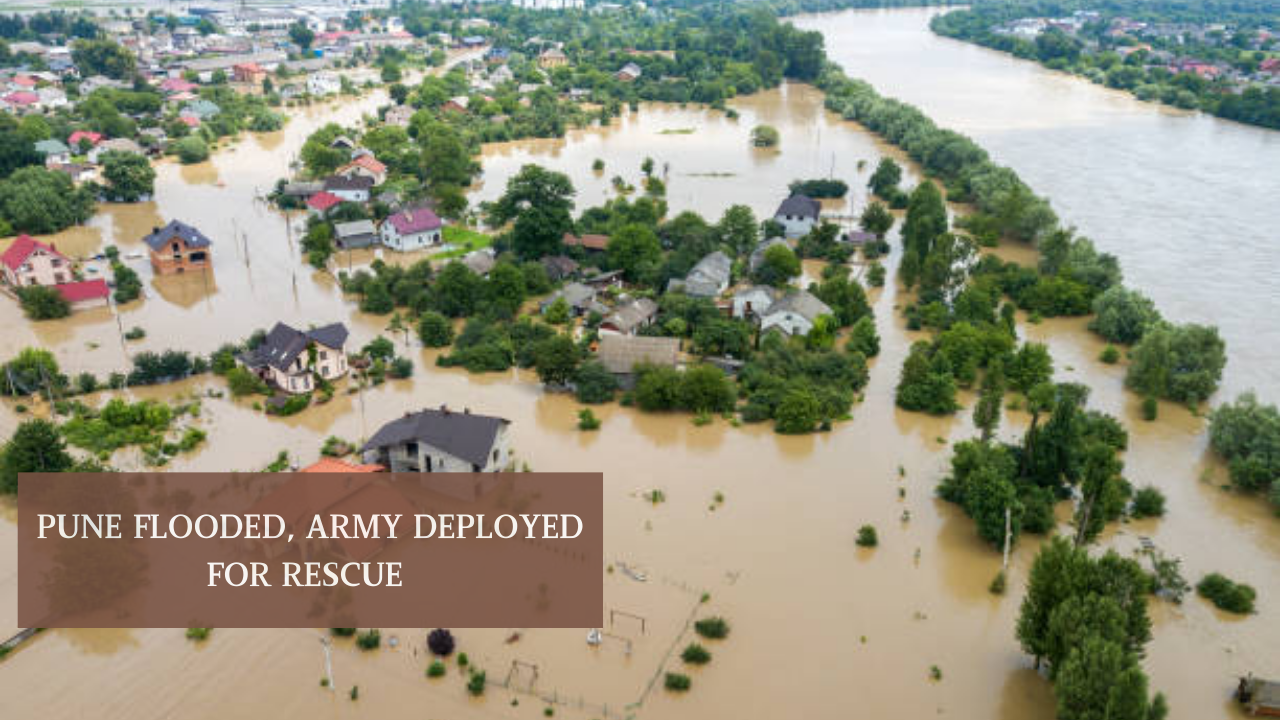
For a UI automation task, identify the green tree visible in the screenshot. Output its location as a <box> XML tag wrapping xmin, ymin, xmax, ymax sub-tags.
<box><xmin>0</xmin><ymin>167</ymin><xmax>95</xmax><ymax>234</ymax></box>
<box><xmin>483</xmin><ymin>262</ymin><xmax>527</xmax><ymax>318</ymax></box>
<box><xmin>573</xmin><ymin>361</ymin><xmax>619</xmax><ymax>404</ymax></box>
<box><xmin>100</xmin><ymin>150</ymin><xmax>155</xmax><ymax>202</ymax></box>
<box><xmin>868</xmin><ymin>158</ymin><xmax>902</xmax><ymax>198</ymax></box>
<box><xmin>430</xmin><ymin>261</ymin><xmax>483</xmax><ymax>318</ymax></box>
<box><xmin>774</xmin><ymin>387</ymin><xmax>820</xmax><ymax>434</ymax></box>
<box><xmin>750</xmin><ymin>125</ymin><xmax>779</xmax><ymax>147</ymax></box>
<box><xmin>544</xmin><ymin>296</ymin><xmax>570</xmax><ymax>325</ymax></box>
<box><xmin>859</xmin><ymin>200</ymin><xmax>894</xmax><ymax>237</ymax></box>
<box><xmin>973</xmin><ymin>358</ymin><xmax>1005</xmax><ymax>441</ymax></box>
<box><xmin>289</xmin><ymin>22</ymin><xmax>315</xmax><ymax>50</ymax></box>
<box><xmin>1</xmin><ymin>419</ymin><xmax>74</xmax><ymax>493</ymax></box>
<box><xmin>486</xmin><ymin>164</ymin><xmax>575</xmax><ymax>260</ymax></box>
<box><xmin>532</xmin><ymin>334</ymin><xmax>580</xmax><ymax>386</ymax></box>
<box><xmin>72</xmin><ymin>38</ymin><xmax>136</xmax><ymax>79</ymax></box>
<box><xmin>752</xmin><ymin>244</ymin><xmax>800</xmax><ymax>288</ymax></box>
<box><xmin>679</xmin><ymin>364</ymin><xmax>736</xmax><ymax>413</ymax></box>
<box><xmin>845</xmin><ymin>316</ymin><xmax>880</xmax><ymax>357</ymax></box>
<box><xmin>1209</xmin><ymin>392</ymin><xmax>1280</xmax><ymax>493</ymax></box>
<box><xmin>1126</xmin><ymin>323</ymin><xmax>1226</xmax><ymax>404</ymax></box>
<box><xmin>173</xmin><ymin>136</ymin><xmax>209</xmax><ymax>164</ymax></box>
<box><xmin>17</xmin><ymin>285</ymin><xmax>70</xmax><ymax>320</ymax></box>
<box><xmin>813</xmin><ymin>274</ymin><xmax>870</xmax><ymax>327</ymax></box>
<box><xmin>717</xmin><ymin>204</ymin><xmax>758</xmax><ymax>257</ymax></box>
<box><xmin>417</xmin><ymin>311</ymin><xmax>455</xmax><ymax>347</ymax></box>
<box><xmin>607</xmin><ymin>224</ymin><xmax>661</xmax><ymax>282</ymax></box>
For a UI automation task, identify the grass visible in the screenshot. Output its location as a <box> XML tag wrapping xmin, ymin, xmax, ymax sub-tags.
<box><xmin>658</xmin><ymin>128</ymin><xmax>696</xmax><ymax>134</ymax></box>
<box><xmin>435</xmin><ymin>226</ymin><xmax>493</xmax><ymax>259</ymax></box>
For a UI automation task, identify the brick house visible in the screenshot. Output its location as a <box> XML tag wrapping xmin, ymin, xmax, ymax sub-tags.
<box><xmin>141</xmin><ymin>220</ymin><xmax>212</xmax><ymax>275</ymax></box>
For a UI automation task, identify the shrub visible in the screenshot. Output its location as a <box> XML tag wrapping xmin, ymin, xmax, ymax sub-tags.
<box><xmin>681</xmin><ymin>643</ymin><xmax>711</xmax><ymax>665</ymax></box>
<box><xmin>418</xmin><ymin>311</ymin><xmax>454</xmax><ymax>347</ymax></box>
<box><xmin>388</xmin><ymin>356</ymin><xmax>414</xmax><ymax>379</ymax></box>
<box><xmin>856</xmin><ymin>524</ymin><xmax>878</xmax><ymax>547</ymax></box>
<box><xmin>356</xmin><ymin>628</ymin><xmax>381</xmax><ymax>650</ymax></box>
<box><xmin>1196</xmin><ymin>573</ymin><xmax>1256</xmax><ymax>614</ymax></box>
<box><xmin>750</xmin><ymin>124</ymin><xmax>779</xmax><ymax>147</ymax></box>
<box><xmin>185</xmin><ymin>627</ymin><xmax>211</xmax><ymax>641</ymax></box>
<box><xmin>467</xmin><ymin>670</ymin><xmax>486</xmax><ymax>696</ymax></box>
<box><xmin>426</xmin><ymin>660</ymin><xmax>445</xmax><ymax>678</ymax></box>
<box><xmin>693</xmin><ymin>617</ymin><xmax>729</xmax><ymax>640</ymax></box>
<box><xmin>664</xmin><ymin>672</ymin><xmax>691</xmax><ymax>692</ymax></box>
<box><xmin>866</xmin><ymin>262</ymin><xmax>886</xmax><ymax>287</ymax></box>
<box><xmin>124</xmin><ymin>326</ymin><xmax>146</xmax><ymax>340</ymax></box>
<box><xmin>1141</xmin><ymin>396</ymin><xmax>1158</xmax><ymax>421</ymax></box>
<box><xmin>1099</xmin><ymin>345</ymin><xmax>1120</xmax><ymax>364</ymax></box>
<box><xmin>174</xmin><ymin>135</ymin><xmax>209</xmax><ymax>164</ymax></box>
<box><xmin>573</xmin><ymin>360</ymin><xmax>619</xmax><ymax>404</ymax></box>
<box><xmin>577</xmin><ymin>408</ymin><xmax>601</xmax><ymax>431</ymax></box>
<box><xmin>17</xmin><ymin>285</ymin><xmax>70</xmax><ymax>320</ymax></box>
<box><xmin>989</xmin><ymin>570</ymin><xmax>1006</xmax><ymax>595</ymax></box>
<box><xmin>226</xmin><ymin>366</ymin><xmax>268</xmax><ymax>397</ymax></box>
<box><xmin>268</xmin><ymin>393</ymin><xmax>311</xmax><ymax>416</ymax></box>
<box><xmin>330</xmin><ymin>628</ymin><xmax>357</xmax><ymax>637</ymax></box>
<box><xmin>1130</xmin><ymin>486</ymin><xmax>1166</xmax><ymax>518</ymax></box>
<box><xmin>427</xmin><ymin>628</ymin><xmax>455</xmax><ymax>656</ymax></box>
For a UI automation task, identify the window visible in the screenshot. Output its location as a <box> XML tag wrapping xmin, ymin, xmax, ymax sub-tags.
<box><xmin>319</xmin><ymin>350</ymin><xmax>327</xmax><ymax>360</ymax></box>
<box><xmin>405</xmin><ymin>442</ymin><xmax>418</xmax><ymax>456</ymax></box>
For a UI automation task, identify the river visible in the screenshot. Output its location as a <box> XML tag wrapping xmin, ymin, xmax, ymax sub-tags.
<box><xmin>0</xmin><ymin>13</ymin><xmax>1277</xmax><ymax>720</ymax></box>
<box><xmin>792</xmin><ymin>7</ymin><xmax>1280</xmax><ymax>402</ymax></box>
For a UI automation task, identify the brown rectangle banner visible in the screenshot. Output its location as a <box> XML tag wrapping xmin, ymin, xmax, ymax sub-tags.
<box><xmin>18</xmin><ymin>472</ymin><xmax>603</xmax><ymax>628</ymax></box>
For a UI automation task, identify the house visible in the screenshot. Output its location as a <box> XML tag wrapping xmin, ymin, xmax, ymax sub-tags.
<box><xmin>668</xmin><ymin>250</ymin><xmax>731</xmax><ymax>298</ymax></box>
<box><xmin>381</xmin><ymin>205</ymin><xmax>443</xmax><ymax>251</ymax></box>
<box><xmin>599</xmin><ymin>297</ymin><xmax>658</xmax><ymax>336</ymax></box>
<box><xmin>282</xmin><ymin>181</ymin><xmax>324</xmax><ymax>198</ymax></box>
<box><xmin>181</xmin><ymin>99</ymin><xmax>221</xmax><ymax>121</ymax></box>
<box><xmin>1261</xmin><ymin>58</ymin><xmax>1280</xmax><ymax>74</ymax></box>
<box><xmin>3</xmin><ymin>91</ymin><xmax>39</xmax><ymax>112</ymax></box>
<box><xmin>759</xmin><ymin>290</ymin><xmax>832</xmax><ymax>337</ymax></box>
<box><xmin>67</xmin><ymin>130</ymin><xmax>103</xmax><ymax>150</ymax></box>
<box><xmin>323</xmin><ymin>174</ymin><xmax>373</xmax><ymax>203</ymax></box>
<box><xmin>334</xmin><ymin>220</ymin><xmax>377</xmax><ymax>249</ymax></box>
<box><xmin>385</xmin><ymin>104</ymin><xmax>414</xmax><ymax>127</ymax></box>
<box><xmin>461</xmin><ymin>250</ymin><xmax>496</xmax><ymax>277</ymax></box>
<box><xmin>335</xmin><ymin>154</ymin><xmax>387</xmax><ymax>186</ymax></box>
<box><xmin>539</xmin><ymin>281</ymin><xmax>596</xmax><ymax>316</ymax></box>
<box><xmin>35</xmin><ymin>87</ymin><xmax>67</xmax><ymax>110</ymax></box>
<box><xmin>141</xmin><ymin>220</ymin><xmax>212</xmax><ymax>275</ymax></box>
<box><xmin>360</xmin><ymin>406</ymin><xmax>512</xmax><ymax>473</ymax></box>
<box><xmin>239</xmin><ymin>321</ymin><xmax>350</xmax><ymax>395</ymax></box>
<box><xmin>562</xmin><ymin>232</ymin><xmax>608</xmax><ymax>254</ymax></box>
<box><xmin>541</xmin><ymin>254</ymin><xmax>579</xmax><ymax>282</ymax></box>
<box><xmin>442</xmin><ymin>95</ymin><xmax>470</xmax><ymax>113</ymax></box>
<box><xmin>594</xmin><ymin>335</ymin><xmax>679</xmax><ymax>388</ymax></box>
<box><xmin>159</xmin><ymin>77</ymin><xmax>198</xmax><ymax>94</ymax></box>
<box><xmin>330</xmin><ymin>134</ymin><xmax>357</xmax><ymax>151</ymax></box>
<box><xmin>88</xmin><ymin>137</ymin><xmax>145</xmax><ymax>164</ymax></box>
<box><xmin>748</xmin><ymin>237</ymin><xmax>789</xmax><ymax>273</ymax></box>
<box><xmin>538</xmin><ymin>47</ymin><xmax>568</xmax><ymax>69</ymax></box>
<box><xmin>1</xmin><ymin>235</ymin><xmax>75</xmax><ymax>288</ymax></box>
<box><xmin>731</xmin><ymin>285</ymin><xmax>781</xmax><ymax>320</ymax></box>
<box><xmin>307</xmin><ymin>71</ymin><xmax>340</xmax><ymax>96</ymax></box>
<box><xmin>232</xmin><ymin>62</ymin><xmax>267</xmax><ymax>84</ymax></box>
<box><xmin>50</xmin><ymin>163</ymin><xmax>97</xmax><ymax>184</ymax></box>
<box><xmin>34</xmin><ymin>139</ymin><xmax>71</xmax><ymax>166</ymax></box>
<box><xmin>616</xmin><ymin>62</ymin><xmax>642</xmax><ymax>82</ymax></box>
<box><xmin>584</xmin><ymin>269</ymin><xmax>625</xmax><ymax>290</ymax></box>
<box><xmin>307</xmin><ymin>191</ymin><xmax>343</xmax><ymax>215</ymax></box>
<box><xmin>773</xmin><ymin>194</ymin><xmax>821</xmax><ymax>238</ymax></box>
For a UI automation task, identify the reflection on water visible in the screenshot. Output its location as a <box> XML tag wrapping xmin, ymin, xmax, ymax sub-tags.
<box><xmin>0</xmin><ymin>27</ymin><xmax>1275</xmax><ymax>720</ymax></box>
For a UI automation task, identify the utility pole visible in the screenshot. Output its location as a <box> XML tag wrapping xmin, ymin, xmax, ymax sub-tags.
<box><xmin>1002</xmin><ymin>506</ymin><xmax>1012</xmax><ymax>570</ymax></box>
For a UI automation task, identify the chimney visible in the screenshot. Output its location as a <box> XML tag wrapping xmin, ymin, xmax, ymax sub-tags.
<box><xmin>464</xmin><ymin>407</ymin><xmax>470</xmax><ymax>414</ymax></box>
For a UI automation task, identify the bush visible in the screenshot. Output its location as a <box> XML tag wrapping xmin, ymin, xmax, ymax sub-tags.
<box><xmin>681</xmin><ymin>643</ymin><xmax>711</xmax><ymax>665</ymax></box>
<box><xmin>356</xmin><ymin>629</ymin><xmax>381</xmax><ymax>650</ymax></box>
<box><xmin>989</xmin><ymin>570</ymin><xmax>1006</xmax><ymax>595</ymax></box>
<box><xmin>426</xmin><ymin>660</ymin><xmax>445</xmax><ymax>678</ymax></box>
<box><xmin>750</xmin><ymin>124</ymin><xmax>779</xmax><ymax>147</ymax></box>
<box><xmin>693</xmin><ymin>617</ymin><xmax>729</xmax><ymax>640</ymax></box>
<box><xmin>467</xmin><ymin>670</ymin><xmax>486</xmax><ymax>696</ymax></box>
<box><xmin>573</xmin><ymin>360</ymin><xmax>619</xmax><ymax>404</ymax></box>
<box><xmin>124</xmin><ymin>326</ymin><xmax>146</xmax><ymax>340</ymax></box>
<box><xmin>1099</xmin><ymin>345</ymin><xmax>1120</xmax><ymax>364</ymax></box>
<box><xmin>174</xmin><ymin>135</ymin><xmax>210</xmax><ymax>164</ymax></box>
<box><xmin>417</xmin><ymin>311</ymin><xmax>454</xmax><ymax>347</ymax></box>
<box><xmin>268</xmin><ymin>393</ymin><xmax>311</xmax><ymax>416</ymax></box>
<box><xmin>185</xmin><ymin>627</ymin><xmax>211</xmax><ymax>641</ymax></box>
<box><xmin>330</xmin><ymin>628</ymin><xmax>357</xmax><ymax>637</ymax></box>
<box><xmin>856</xmin><ymin>524</ymin><xmax>878</xmax><ymax>547</ymax></box>
<box><xmin>664</xmin><ymin>673</ymin><xmax>691</xmax><ymax>692</ymax></box>
<box><xmin>17</xmin><ymin>285</ymin><xmax>70</xmax><ymax>320</ymax></box>
<box><xmin>1196</xmin><ymin>573</ymin><xmax>1256</xmax><ymax>614</ymax></box>
<box><xmin>388</xmin><ymin>356</ymin><xmax>414</xmax><ymax>379</ymax></box>
<box><xmin>226</xmin><ymin>366</ymin><xmax>268</xmax><ymax>397</ymax></box>
<box><xmin>577</xmin><ymin>408</ymin><xmax>600</xmax><ymax>431</ymax></box>
<box><xmin>427</xmin><ymin>628</ymin><xmax>455</xmax><ymax>656</ymax></box>
<box><xmin>1130</xmin><ymin>486</ymin><xmax>1166</xmax><ymax>518</ymax></box>
<box><xmin>1141</xmin><ymin>396</ymin><xmax>1158</xmax><ymax>421</ymax></box>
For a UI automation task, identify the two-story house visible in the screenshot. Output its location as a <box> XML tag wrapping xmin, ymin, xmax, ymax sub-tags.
<box><xmin>141</xmin><ymin>220</ymin><xmax>212</xmax><ymax>275</ymax></box>
<box><xmin>361</xmin><ymin>406</ymin><xmax>512</xmax><ymax>473</ymax></box>
<box><xmin>773</xmin><ymin>194</ymin><xmax>821</xmax><ymax>238</ymax></box>
<box><xmin>1</xmin><ymin>235</ymin><xmax>73</xmax><ymax>287</ymax></box>
<box><xmin>239</xmin><ymin>321</ymin><xmax>350</xmax><ymax>395</ymax></box>
<box><xmin>380</xmin><ymin>205</ymin><xmax>443</xmax><ymax>251</ymax></box>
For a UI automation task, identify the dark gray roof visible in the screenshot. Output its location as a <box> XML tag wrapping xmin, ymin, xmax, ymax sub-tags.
<box><xmin>244</xmin><ymin>321</ymin><xmax>349</xmax><ymax>372</ymax></box>
<box><xmin>775</xmin><ymin>194</ymin><xmax>821</xmax><ymax>220</ymax></box>
<box><xmin>324</xmin><ymin>174</ymin><xmax>374</xmax><ymax>191</ymax></box>
<box><xmin>141</xmin><ymin>220</ymin><xmax>211</xmax><ymax>252</ymax></box>
<box><xmin>360</xmin><ymin>407</ymin><xmax>510</xmax><ymax>466</ymax></box>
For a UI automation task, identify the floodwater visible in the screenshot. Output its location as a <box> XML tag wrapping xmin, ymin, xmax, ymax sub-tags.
<box><xmin>0</xmin><ymin>24</ymin><xmax>1277</xmax><ymax>720</ymax></box>
<box><xmin>792</xmin><ymin>7</ymin><xmax>1280</xmax><ymax>402</ymax></box>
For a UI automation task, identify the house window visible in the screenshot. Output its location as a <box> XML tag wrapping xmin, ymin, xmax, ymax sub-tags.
<box><xmin>319</xmin><ymin>350</ymin><xmax>327</xmax><ymax>360</ymax></box>
<box><xmin>405</xmin><ymin>442</ymin><xmax>418</xmax><ymax>456</ymax></box>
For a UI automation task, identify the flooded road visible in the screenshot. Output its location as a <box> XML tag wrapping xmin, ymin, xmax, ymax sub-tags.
<box><xmin>1</xmin><ymin>30</ymin><xmax>1277</xmax><ymax>720</ymax></box>
<box><xmin>792</xmin><ymin>7</ymin><xmax>1280</xmax><ymax>401</ymax></box>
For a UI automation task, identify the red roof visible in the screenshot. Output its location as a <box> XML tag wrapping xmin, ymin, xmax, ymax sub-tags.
<box><xmin>178</xmin><ymin>114</ymin><xmax>200</xmax><ymax>127</ymax></box>
<box><xmin>1261</xmin><ymin>58</ymin><xmax>1280</xmax><ymax>73</ymax></box>
<box><xmin>11</xmin><ymin>75</ymin><xmax>36</xmax><ymax>87</ymax></box>
<box><xmin>68</xmin><ymin>130</ymin><xmax>103</xmax><ymax>146</ymax></box>
<box><xmin>307</xmin><ymin>191</ymin><xmax>343</xmax><ymax>211</ymax></box>
<box><xmin>563</xmin><ymin>232</ymin><xmax>609</xmax><ymax>251</ymax></box>
<box><xmin>233</xmin><ymin>62</ymin><xmax>263</xmax><ymax>72</ymax></box>
<box><xmin>300</xmin><ymin>458</ymin><xmax>385</xmax><ymax>473</ymax></box>
<box><xmin>341</xmin><ymin>154</ymin><xmax>387</xmax><ymax>176</ymax></box>
<box><xmin>159</xmin><ymin>77</ymin><xmax>197</xmax><ymax>93</ymax></box>
<box><xmin>2</xmin><ymin>234</ymin><xmax>65</xmax><ymax>270</ymax></box>
<box><xmin>4</xmin><ymin>91</ymin><xmax>38</xmax><ymax>105</ymax></box>
<box><xmin>55</xmin><ymin>279</ymin><xmax>109</xmax><ymax>303</ymax></box>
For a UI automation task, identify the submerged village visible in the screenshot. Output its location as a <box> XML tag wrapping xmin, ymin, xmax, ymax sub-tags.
<box><xmin>1</xmin><ymin>1</ymin><xmax>1280</xmax><ymax>720</ymax></box>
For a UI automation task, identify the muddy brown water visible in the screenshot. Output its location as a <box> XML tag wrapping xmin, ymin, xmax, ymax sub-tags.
<box><xmin>0</xmin><ymin>25</ymin><xmax>1276</xmax><ymax>720</ymax></box>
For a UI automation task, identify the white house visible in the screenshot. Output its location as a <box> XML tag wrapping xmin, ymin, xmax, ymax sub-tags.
<box><xmin>773</xmin><ymin>194</ymin><xmax>821</xmax><ymax>238</ymax></box>
<box><xmin>323</xmin><ymin>175</ymin><xmax>373</xmax><ymax>203</ymax></box>
<box><xmin>361</xmin><ymin>406</ymin><xmax>512</xmax><ymax>473</ymax></box>
<box><xmin>759</xmin><ymin>290</ymin><xmax>833</xmax><ymax>337</ymax></box>
<box><xmin>238</xmin><ymin>321</ymin><xmax>350</xmax><ymax>395</ymax></box>
<box><xmin>380</xmin><ymin>205</ymin><xmax>443</xmax><ymax>251</ymax></box>
<box><xmin>307</xmin><ymin>71</ymin><xmax>340</xmax><ymax>96</ymax></box>
<box><xmin>731</xmin><ymin>285</ymin><xmax>781</xmax><ymax>320</ymax></box>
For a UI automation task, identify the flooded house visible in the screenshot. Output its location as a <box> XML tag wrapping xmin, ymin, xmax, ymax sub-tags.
<box><xmin>380</xmin><ymin>205</ymin><xmax>443</xmax><ymax>251</ymax></box>
<box><xmin>731</xmin><ymin>284</ymin><xmax>782</xmax><ymax>321</ymax></box>
<box><xmin>539</xmin><ymin>281</ymin><xmax>598</xmax><ymax>317</ymax></box>
<box><xmin>667</xmin><ymin>250</ymin><xmax>731</xmax><ymax>298</ymax></box>
<box><xmin>360</xmin><ymin>406</ymin><xmax>512</xmax><ymax>473</ymax></box>
<box><xmin>759</xmin><ymin>290</ymin><xmax>832</xmax><ymax>336</ymax></box>
<box><xmin>562</xmin><ymin>232</ymin><xmax>609</xmax><ymax>256</ymax></box>
<box><xmin>773</xmin><ymin>194</ymin><xmax>821</xmax><ymax>238</ymax></box>
<box><xmin>0</xmin><ymin>235</ymin><xmax>109</xmax><ymax>309</ymax></box>
<box><xmin>594</xmin><ymin>334</ymin><xmax>680</xmax><ymax>388</ymax></box>
<box><xmin>335</xmin><ymin>154</ymin><xmax>388</xmax><ymax>186</ymax></box>
<box><xmin>540</xmin><ymin>254</ymin><xmax>580</xmax><ymax>282</ymax></box>
<box><xmin>238</xmin><ymin>321</ymin><xmax>350</xmax><ymax>395</ymax></box>
<box><xmin>334</xmin><ymin>220</ymin><xmax>377</xmax><ymax>249</ymax></box>
<box><xmin>323</xmin><ymin>174</ymin><xmax>373</xmax><ymax>203</ymax></box>
<box><xmin>306</xmin><ymin>191</ymin><xmax>343</xmax><ymax>216</ymax></box>
<box><xmin>141</xmin><ymin>220</ymin><xmax>212</xmax><ymax>275</ymax></box>
<box><xmin>599</xmin><ymin>297</ymin><xmax>658</xmax><ymax>336</ymax></box>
